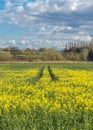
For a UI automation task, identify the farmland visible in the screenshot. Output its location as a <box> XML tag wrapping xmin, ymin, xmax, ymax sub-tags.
<box><xmin>0</xmin><ymin>62</ymin><xmax>93</xmax><ymax>130</ymax></box>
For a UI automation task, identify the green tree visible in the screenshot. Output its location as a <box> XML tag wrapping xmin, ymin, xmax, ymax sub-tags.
<box><xmin>80</xmin><ymin>48</ymin><xmax>89</xmax><ymax>61</ymax></box>
<box><xmin>10</xmin><ymin>47</ymin><xmax>20</xmax><ymax>58</ymax></box>
<box><xmin>88</xmin><ymin>49</ymin><xmax>93</xmax><ymax>61</ymax></box>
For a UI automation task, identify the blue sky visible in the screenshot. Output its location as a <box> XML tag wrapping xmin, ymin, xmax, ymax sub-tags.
<box><xmin>0</xmin><ymin>0</ymin><xmax>93</xmax><ymax>49</ymax></box>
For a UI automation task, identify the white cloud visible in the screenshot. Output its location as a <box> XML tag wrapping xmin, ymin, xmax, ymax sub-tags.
<box><xmin>5</xmin><ymin>1</ymin><xmax>13</xmax><ymax>9</ymax></box>
<box><xmin>72</xmin><ymin>31</ymin><xmax>92</xmax><ymax>42</ymax></box>
<box><xmin>0</xmin><ymin>0</ymin><xmax>93</xmax><ymax>26</ymax></box>
<box><xmin>0</xmin><ymin>0</ymin><xmax>93</xmax><ymax>49</ymax></box>
<box><xmin>16</xmin><ymin>6</ymin><xmax>24</xmax><ymax>13</ymax></box>
<box><xmin>70</xmin><ymin>0</ymin><xmax>93</xmax><ymax>12</ymax></box>
<box><xmin>9</xmin><ymin>40</ymin><xmax>16</xmax><ymax>45</ymax></box>
<box><xmin>21</xmin><ymin>40</ymin><xmax>29</xmax><ymax>45</ymax></box>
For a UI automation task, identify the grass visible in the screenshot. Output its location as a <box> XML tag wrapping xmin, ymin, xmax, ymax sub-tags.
<box><xmin>0</xmin><ymin>62</ymin><xmax>93</xmax><ymax>70</ymax></box>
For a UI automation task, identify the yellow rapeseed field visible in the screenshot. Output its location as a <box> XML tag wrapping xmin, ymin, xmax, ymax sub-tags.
<box><xmin>0</xmin><ymin>64</ymin><xmax>93</xmax><ymax>130</ymax></box>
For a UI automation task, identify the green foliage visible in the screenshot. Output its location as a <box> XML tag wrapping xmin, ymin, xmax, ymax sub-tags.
<box><xmin>0</xmin><ymin>43</ymin><xmax>93</xmax><ymax>61</ymax></box>
<box><xmin>63</xmin><ymin>43</ymin><xmax>93</xmax><ymax>61</ymax></box>
<box><xmin>88</xmin><ymin>49</ymin><xmax>93</xmax><ymax>60</ymax></box>
<box><xmin>0</xmin><ymin>51</ymin><xmax>12</xmax><ymax>61</ymax></box>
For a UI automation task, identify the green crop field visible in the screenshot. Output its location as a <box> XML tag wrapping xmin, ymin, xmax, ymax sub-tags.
<box><xmin>0</xmin><ymin>62</ymin><xmax>93</xmax><ymax>130</ymax></box>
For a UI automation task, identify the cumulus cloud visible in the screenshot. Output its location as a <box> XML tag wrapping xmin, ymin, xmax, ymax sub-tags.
<box><xmin>0</xmin><ymin>0</ymin><xmax>93</xmax><ymax>49</ymax></box>
<box><xmin>8</xmin><ymin>40</ymin><xmax>16</xmax><ymax>44</ymax></box>
<box><xmin>16</xmin><ymin>6</ymin><xmax>24</xmax><ymax>13</ymax></box>
<box><xmin>72</xmin><ymin>31</ymin><xmax>92</xmax><ymax>42</ymax></box>
<box><xmin>5</xmin><ymin>1</ymin><xmax>13</xmax><ymax>9</ymax></box>
<box><xmin>1</xmin><ymin>0</ymin><xmax>92</xmax><ymax>25</ymax></box>
<box><xmin>20</xmin><ymin>40</ymin><xmax>30</xmax><ymax>45</ymax></box>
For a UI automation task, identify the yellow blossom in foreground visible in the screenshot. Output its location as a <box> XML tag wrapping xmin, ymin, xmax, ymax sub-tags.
<box><xmin>0</xmin><ymin>66</ymin><xmax>93</xmax><ymax>117</ymax></box>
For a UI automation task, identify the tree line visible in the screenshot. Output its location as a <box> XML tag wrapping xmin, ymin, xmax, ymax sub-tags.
<box><xmin>0</xmin><ymin>42</ymin><xmax>93</xmax><ymax>62</ymax></box>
